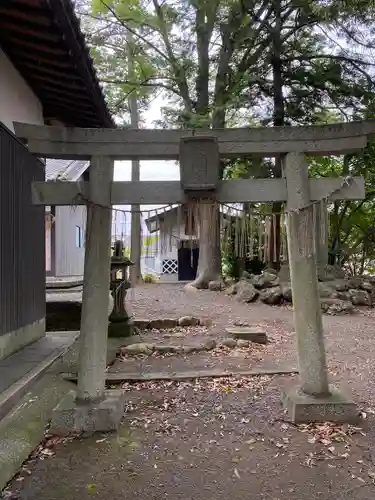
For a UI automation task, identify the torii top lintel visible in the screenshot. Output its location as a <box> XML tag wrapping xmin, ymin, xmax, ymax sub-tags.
<box><xmin>13</xmin><ymin>120</ymin><xmax>375</xmax><ymax>160</ymax></box>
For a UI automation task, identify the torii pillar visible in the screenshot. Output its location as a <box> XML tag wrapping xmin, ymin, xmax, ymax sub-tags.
<box><xmin>50</xmin><ymin>156</ymin><xmax>126</xmax><ymax>435</ymax></box>
<box><xmin>282</xmin><ymin>153</ymin><xmax>358</xmax><ymax>423</ymax></box>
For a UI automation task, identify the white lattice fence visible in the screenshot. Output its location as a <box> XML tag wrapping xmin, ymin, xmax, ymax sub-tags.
<box><xmin>162</xmin><ymin>259</ymin><xmax>178</xmax><ymax>274</ymax></box>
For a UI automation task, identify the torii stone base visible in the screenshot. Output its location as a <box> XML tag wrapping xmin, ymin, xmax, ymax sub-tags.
<box><xmin>49</xmin><ymin>390</ymin><xmax>126</xmax><ymax>436</ymax></box>
<box><xmin>282</xmin><ymin>386</ymin><xmax>360</xmax><ymax>424</ymax></box>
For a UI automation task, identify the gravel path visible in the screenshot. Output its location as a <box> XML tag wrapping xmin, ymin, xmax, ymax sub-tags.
<box><xmin>4</xmin><ymin>284</ymin><xmax>375</xmax><ymax>500</ymax></box>
<box><xmin>125</xmin><ymin>284</ymin><xmax>375</xmax><ymax>406</ymax></box>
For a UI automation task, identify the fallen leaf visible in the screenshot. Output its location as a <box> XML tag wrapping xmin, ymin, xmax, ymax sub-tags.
<box><xmin>321</xmin><ymin>439</ymin><xmax>332</xmax><ymax>446</ymax></box>
<box><xmin>245</xmin><ymin>438</ymin><xmax>256</xmax><ymax>446</ymax></box>
<box><xmin>87</xmin><ymin>484</ymin><xmax>97</xmax><ymax>493</ymax></box>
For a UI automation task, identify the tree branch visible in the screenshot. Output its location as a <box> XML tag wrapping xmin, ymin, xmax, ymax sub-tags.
<box><xmin>101</xmin><ymin>78</ymin><xmax>180</xmax><ymax>95</ymax></box>
<box><xmin>284</xmin><ymin>54</ymin><xmax>375</xmax><ymax>87</ymax></box>
<box><xmin>152</xmin><ymin>0</ymin><xmax>193</xmax><ymax>112</ymax></box>
<box><xmin>99</xmin><ymin>0</ymin><xmax>170</xmax><ymax>62</ymax></box>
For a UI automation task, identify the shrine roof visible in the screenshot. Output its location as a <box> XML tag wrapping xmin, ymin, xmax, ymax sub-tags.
<box><xmin>0</xmin><ymin>0</ymin><xmax>114</xmax><ymax>128</ymax></box>
<box><xmin>45</xmin><ymin>159</ymin><xmax>89</xmax><ymax>181</ymax></box>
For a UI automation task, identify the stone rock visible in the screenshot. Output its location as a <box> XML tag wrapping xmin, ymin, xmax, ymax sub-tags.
<box><xmin>335</xmin><ymin>291</ymin><xmax>352</xmax><ymax>302</ymax></box>
<box><xmin>318</xmin><ymin>282</ymin><xmax>336</xmax><ymax>299</ymax></box>
<box><xmin>251</xmin><ymin>272</ymin><xmax>280</xmax><ymax>289</ymax></box>
<box><xmin>182</xmin><ymin>346</ymin><xmax>196</xmax><ymax>354</ymax></box>
<box><xmin>320</xmin><ymin>298</ymin><xmax>354</xmax><ymax>315</ymax></box>
<box><xmin>235</xmin><ymin>280</ymin><xmax>259</xmax><ymax>303</ymax></box>
<box><xmin>233</xmin><ymin>320</ymin><xmax>250</xmax><ymax>327</ymax></box>
<box><xmin>237</xmin><ymin>339</ymin><xmax>250</xmax><ymax>348</ymax></box>
<box><xmin>241</xmin><ymin>271</ymin><xmax>253</xmax><ymax>280</ymax></box>
<box><xmin>348</xmin><ymin>289</ymin><xmax>371</xmax><ymax>306</ymax></box>
<box><xmin>330</xmin><ymin>280</ymin><xmax>349</xmax><ymax>292</ymax></box>
<box><xmin>264</xmin><ymin>267</ymin><xmax>278</xmax><ymax>276</ymax></box>
<box><xmin>122</xmin><ymin>343</ymin><xmax>154</xmax><ymax>355</ymax></box>
<box><xmin>318</xmin><ymin>264</ymin><xmax>346</xmax><ymax>282</ymax></box>
<box><xmin>154</xmin><ymin>345</ymin><xmax>181</xmax><ymax>354</ymax></box>
<box><xmin>203</xmin><ymin>339</ymin><xmax>217</xmax><ymax>351</ymax></box>
<box><xmin>208</xmin><ymin>280</ymin><xmax>224</xmax><ymax>291</ymax></box>
<box><xmin>280</xmin><ymin>282</ymin><xmax>293</xmax><ymax>303</ymax></box>
<box><xmin>199</xmin><ymin>318</ymin><xmax>213</xmax><ymax>327</ymax></box>
<box><xmin>259</xmin><ymin>286</ymin><xmax>283</xmax><ymax>305</ymax></box>
<box><xmin>225</xmin><ymin>327</ymin><xmax>268</xmax><ymax>344</ymax></box>
<box><xmin>178</xmin><ymin>316</ymin><xmax>200</xmax><ymax>327</ymax></box>
<box><xmin>225</xmin><ymin>284</ymin><xmax>238</xmax><ymax>296</ymax></box>
<box><xmin>360</xmin><ymin>281</ymin><xmax>373</xmax><ymax>293</ymax></box>
<box><xmin>221</xmin><ymin>338</ymin><xmax>237</xmax><ymax>348</ymax></box>
<box><xmin>134</xmin><ymin>319</ymin><xmax>150</xmax><ymax>330</ymax></box>
<box><xmin>149</xmin><ymin>318</ymin><xmax>178</xmax><ymax>329</ymax></box>
<box><xmin>348</xmin><ymin>277</ymin><xmax>363</xmax><ymax>289</ymax></box>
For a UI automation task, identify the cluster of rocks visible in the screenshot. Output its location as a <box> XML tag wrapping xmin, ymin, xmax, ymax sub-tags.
<box><xmin>134</xmin><ymin>316</ymin><xmax>211</xmax><ymax>330</ymax></box>
<box><xmin>121</xmin><ymin>326</ymin><xmax>268</xmax><ymax>356</ymax></box>
<box><xmin>121</xmin><ymin>339</ymin><xmax>217</xmax><ymax>356</ymax></box>
<box><xmin>223</xmin><ymin>264</ymin><xmax>375</xmax><ymax>315</ymax></box>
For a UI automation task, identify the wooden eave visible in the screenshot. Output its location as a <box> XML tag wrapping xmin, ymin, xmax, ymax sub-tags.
<box><xmin>0</xmin><ymin>0</ymin><xmax>114</xmax><ymax>128</ymax></box>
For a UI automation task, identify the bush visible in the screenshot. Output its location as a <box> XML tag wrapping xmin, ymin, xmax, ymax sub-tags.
<box><xmin>143</xmin><ymin>273</ymin><xmax>158</xmax><ymax>284</ymax></box>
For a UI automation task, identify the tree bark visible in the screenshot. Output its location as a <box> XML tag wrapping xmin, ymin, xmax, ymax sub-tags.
<box><xmin>268</xmin><ymin>0</ymin><xmax>284</xmax><ymax>270</ymax></box>
<box><xmin>190</xmin><ymin>1</ymin><xmax>223</xmax><ymax>289</ymax></box>
<box><xmin>190</xmin><ymin>202</ymin><xmax>222</xmax><ymax>288</ymax></box>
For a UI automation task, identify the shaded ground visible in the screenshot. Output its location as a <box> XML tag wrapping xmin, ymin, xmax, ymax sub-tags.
<box><xmin>4</xmin><ymin>284</ymin><xmax>375</xmax><ymax>499</ymax></box>
<box><xmin>4</xmin><ymin>375</ymin><xmax>375</xmax><ymax>500</ymax></box>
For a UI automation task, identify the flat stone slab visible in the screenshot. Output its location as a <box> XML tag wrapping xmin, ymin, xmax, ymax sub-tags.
<box><xmin>50</xmin><ymin>389</ymin><xmax>126</xmax><ymax>435</ymax></box>
<box><xmin>121</xmin><ymin>339</ymin><xmax>218</xmax><ymax>355</ymax></box>
<box><xmin>225</xmin><ymin>327</ymin><xmax>268</xmax><ymax>344</ymax></box>
<box><xmin>282</xmin><ymin>385</ymin><xmax>360</xmax><ymax>424</ymax></box>
<box><xmin>63</xmin><ymin>367</ymin><xmax>298</xmax><ymax>383</ymax></box>
<box><xmin>0</xmin><ymin>332</ymin><xmax>78</xmax><ymax>421</ymax></box>
<box><xmin>46</xmin><ymin>276</ymin><xmax>83</xmax><ymax>290</ymax></box>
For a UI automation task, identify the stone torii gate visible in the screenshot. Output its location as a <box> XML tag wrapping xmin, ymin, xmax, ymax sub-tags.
<box><xmin>15</xmin><ymin>121</ymin><xmax>374</xmax><ymax>433</ymax></box>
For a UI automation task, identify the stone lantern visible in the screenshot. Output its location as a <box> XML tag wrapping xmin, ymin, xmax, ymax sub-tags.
<box><xmin>108</xmin><ymin>240</ymin><xmax>134</xmax><ymax>337</ymax></box>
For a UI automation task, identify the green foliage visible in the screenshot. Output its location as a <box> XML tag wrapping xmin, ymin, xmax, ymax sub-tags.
<box><xmin>143</xmin><ymin>273</ymin><xmax>158</xmax><ymax>284</ymax></box>
<box><xmin>76</xmin><ymin>0</ymin><xmax>375</xmax><ymax>273</ymax></box>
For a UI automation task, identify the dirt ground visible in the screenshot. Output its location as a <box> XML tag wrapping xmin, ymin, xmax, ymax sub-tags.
<box><xmin>4</xmin><ymin>284</ymin><xmax>375</xmax><ymax>500</ymax></box>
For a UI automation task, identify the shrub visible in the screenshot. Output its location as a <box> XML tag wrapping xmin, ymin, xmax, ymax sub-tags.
<box><xmin>143</xmin><ymin>273</ymin><xmax>158</xmax><ymax>284</ymax></box>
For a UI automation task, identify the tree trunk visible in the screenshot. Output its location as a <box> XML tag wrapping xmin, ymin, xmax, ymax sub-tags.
<box><xmin>190</xmin><ymin>1</ymin><xmax>223</xmax><ymax>289</ymax></box>
<box><xmin>268</xmin><ymin>0</ymin><xmax>284</xmax><ymax>270</ymax></box>
<box><xmin>190</xmin><ymin>202</ymin><xmax>222</xmax><ymax>288</ymax></box>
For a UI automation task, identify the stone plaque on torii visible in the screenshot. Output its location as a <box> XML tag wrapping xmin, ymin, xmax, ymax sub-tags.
<box><xmin>14</xmin><ymin>120</ymin><xmax>374</xmax><ymax>433</ymax></box>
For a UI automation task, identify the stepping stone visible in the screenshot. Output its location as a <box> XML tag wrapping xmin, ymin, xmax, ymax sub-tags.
<box><xmin>225</xmin><ymin>327</ymin><xmax>268</xmax><ymax>344</ymax></box>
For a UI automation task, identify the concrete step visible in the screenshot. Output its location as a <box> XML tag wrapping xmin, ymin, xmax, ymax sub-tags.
<box><xmin>0</xmin><ymin>332</ymin><xmax>78</xmax><ymax>421</ymax></box>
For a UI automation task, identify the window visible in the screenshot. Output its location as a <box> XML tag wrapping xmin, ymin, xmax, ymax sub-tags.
<box><xmin>76</xmin><ymin>226</ymin><xmax>83</xmax><ymax>248</ymax></box>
